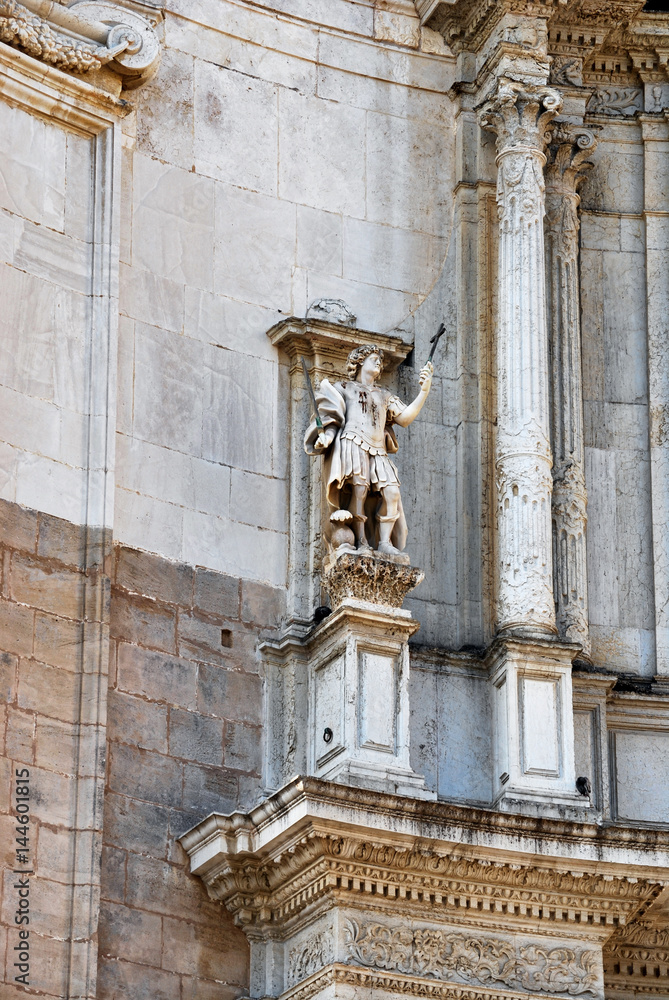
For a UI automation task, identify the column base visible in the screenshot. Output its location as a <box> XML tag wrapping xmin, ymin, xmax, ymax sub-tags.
<box><xmin>487</xmin><ymin>634</ymin><xmax>586</xmax><ymax>810</ymax></box>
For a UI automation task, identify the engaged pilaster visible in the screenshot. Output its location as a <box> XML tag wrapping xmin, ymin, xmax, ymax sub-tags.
<box><xmin>545</xmin><ymin>124</ymin><xmax>598</xmax><ymax>660</ymax></box>
<box><xmin>480</xmin><ymin>80</ymin><xmax>562</xmax><ymax>636</ymax></box>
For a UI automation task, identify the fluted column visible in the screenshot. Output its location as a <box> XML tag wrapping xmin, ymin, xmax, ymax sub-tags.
<box><xmin>480</xmin><ymin>80</ymin><xmax>562</xmax><ymax>636</ymax></box>
<box><xmin>545</xmin><ymin>124</ymin><xmax>598</xmax><ymax>660</ymax></box>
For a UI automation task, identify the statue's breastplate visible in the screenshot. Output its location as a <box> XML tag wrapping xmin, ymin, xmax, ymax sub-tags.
<box><xmin>341</xmin><ymin>383</ymin><xmax>387</xmax><ymax>450</ymax></box>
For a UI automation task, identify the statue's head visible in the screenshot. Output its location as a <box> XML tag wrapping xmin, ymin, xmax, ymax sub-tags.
<box><xmin>346</xmin><ymin>344</ymin><xmax>385</xmax><ymax>381</ymax></box>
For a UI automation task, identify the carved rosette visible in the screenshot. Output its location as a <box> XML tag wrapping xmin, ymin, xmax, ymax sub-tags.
<box><xmin>480</xmin><ymin>81</ymin><xmax>562</xmax><ymax>635</ymax></box>
<box><xmin>322</xmin><ymin>552</ymin><xmax>424</xmax><ymax>609</ymax></box>
<box><xmin>545</xmin><ymin>124</ymin><xmax>598</xmax><ymax>658</ymax></box>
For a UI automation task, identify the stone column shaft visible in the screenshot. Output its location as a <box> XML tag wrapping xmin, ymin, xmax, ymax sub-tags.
<box><xmin>545</xmin><ymin>125</ymin><xmax>598</xmax><ymax>660</ymax></box>
<box><xmin>481</xmin><ymin>80</ymin><xmax>562</xmax><ymax>635</ymax></box>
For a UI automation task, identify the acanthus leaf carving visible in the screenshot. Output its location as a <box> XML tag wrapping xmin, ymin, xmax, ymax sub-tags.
<box><xmin>518</xmin><ymin>944</ymin><xmax>599</xmax><ymax>996</ymax></box>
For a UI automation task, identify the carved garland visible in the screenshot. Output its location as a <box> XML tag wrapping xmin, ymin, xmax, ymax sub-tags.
<box><xmin>0</xmin><ymin>0</ymin><xmax>110</xmax><ymax>71</ymax></box>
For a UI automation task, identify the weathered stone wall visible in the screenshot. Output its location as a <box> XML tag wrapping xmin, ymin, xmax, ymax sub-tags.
<box><xmin>99</xmin><ymin>543</ymin><xmax>284</xmax><ymax>998</ymax></box>
<box><xmin>0</xmin><ymin>498</ymin><xmax>108</xmax><ymax>998</ymax></box>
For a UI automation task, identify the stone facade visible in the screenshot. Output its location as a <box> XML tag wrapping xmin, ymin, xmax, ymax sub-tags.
<box><xmin>0</xmin><ymin>1</ymin><xmax>669</xmax><ymax>999</ymax></box>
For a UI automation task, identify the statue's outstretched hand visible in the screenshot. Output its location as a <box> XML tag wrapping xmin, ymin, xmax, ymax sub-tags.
<box><xmin>315</xmin><ymin>431</ymin><xmax>329</xmax><ymax>450</ymax></box>
<box><xmin>419</xmin><ymin>361</ymin><xmax>434</xmax><ymax>394</ymax></box>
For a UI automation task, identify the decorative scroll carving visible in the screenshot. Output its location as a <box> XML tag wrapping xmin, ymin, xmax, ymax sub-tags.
<box><xmin>550</xmin><ymin>55</ymin><xmax>583</xmax><ymax>87</ymax></box>
<box><xmin>322</xmin><ymin>552</ymin><xmax>424</xmax><ymax>609</ymax></box>
<box><xmin>518</xmin><ymin>944</ymin><xmax>598</xmax><ymax>996</ymax></box>
<box><xmin>289</xmin><ymin>931</ymin><xmax>334</xmax><ymax>986</ymax></box>
<box><xmin>545</xmin><ymin>123</ymin><xmax>598</xmax><ymax>657</ymax></box>
<box><xmin>344</xmin><ymin>920</ymin><xmax>517</xmax><ymax>986</ymax></box>
<box><xmin>344</xmin><ymin>920</ymin><xmax>599</xmax><ymax>996</ymax></box>
<box><xmin>480</xmin><ymin>81</ymin><xmax>562</xmax><ymax>635</ymax></box>
<box><xmin>0</xmin><ymin>0</ymin><xmax>109</xmax><ymax>70</ymax></box>
<box><xmin>0</xmin><ymin>0</ymin><xmax>160</xmax><ymax>83</ymax></box>
<box><xmin>586</xmin><ymin>87</ymin><xmax>643</xmax><ymax>115</ymax></box>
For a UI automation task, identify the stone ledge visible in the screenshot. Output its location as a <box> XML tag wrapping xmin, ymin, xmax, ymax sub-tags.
<box><xmin>181</xmin><ymin>775</ymin><xmax>669</xmax><ymax>872</ymax></box>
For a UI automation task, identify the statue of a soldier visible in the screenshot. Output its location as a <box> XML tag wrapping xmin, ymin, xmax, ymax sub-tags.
<box><xmin>304</xmin><ymin>345</ymin><xmax>433</xmax><ymax>557</ymax></box>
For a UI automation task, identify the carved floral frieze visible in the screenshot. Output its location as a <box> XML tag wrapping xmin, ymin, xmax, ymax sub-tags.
<box><xmin>289</xmin><ymin>931</ymin><xmax>334</xmax><ymax>987</ymax></box>
<box><xmin>344</xmin><ymin>920</ymin><xmax>600</xmax><ymax>996</ymax></box>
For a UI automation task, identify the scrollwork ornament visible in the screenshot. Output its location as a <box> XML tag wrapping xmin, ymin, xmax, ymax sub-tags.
<box><xmin>0</xmin><ymin>0</ymin><xmax>110</xmax><ymax>71</ymax></box>
<box><xmin>289</xmin><ymin>931</ymin><xmax>334</xmax><ymax>986</ymax></box>
<box><xmin>345</xmin><ymin>919</ymin><xmax>600</xmax><ymax>996</ymax></box>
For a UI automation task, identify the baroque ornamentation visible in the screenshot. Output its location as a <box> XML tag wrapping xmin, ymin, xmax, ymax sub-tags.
<box><xmin>344</xmin><ymin>920</ymin><xmax>517</xmax><ymax>986</ymax></box>
<box><xmin>0</xmin><ymin>0</ymin><xmax>111</xmax><ymax>71</ymax></box>
<box><xmin>344</xmin><ymin>920</ymin><xmax>599</xmax><ymax>996</ymax></box>
<box><xmin>204</xmin><ymin>828</ymin><xmax>659</xmax><ymax>932</ymax></box>
<box><xmin>0</xmin><ymin>0</ymin><xmax>160</xmax><ymax>82</ymax></box>
<box><xmin>289</xmin><ymin>931</ymin><xmax>334</xmax><ymax>986</ymax></box>
<box><xmin>322</xmin><ymin>552</ymin><xmax>424</xmax><ymax>609</ymax></box>
<box><xmin>586</xmin><ymin>87</ymin><xmax>643</xmax><ymax>115</ymax></box>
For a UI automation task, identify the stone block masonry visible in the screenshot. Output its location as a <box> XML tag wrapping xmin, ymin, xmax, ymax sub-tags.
<box><xmin>102</xmin><ymin>541</ymin><xmax>284</xmax><ymax>999</ymax></box>
<box><xmin>0</xmin><ymin>495</ymin><xmax>285</xmax><ymax>999</ymax></box>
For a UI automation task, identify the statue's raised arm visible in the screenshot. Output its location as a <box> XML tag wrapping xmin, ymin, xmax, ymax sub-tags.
<box><xmin>304</xmin><ymin>344</ymin><xmax>433</xmax><ymax>559</ymax></box>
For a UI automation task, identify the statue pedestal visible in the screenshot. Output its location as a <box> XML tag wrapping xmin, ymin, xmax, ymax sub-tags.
<box><xmin>262</xmin><ymin>551</ymin><xmax>431</xmax><ymax>798</ymax></box>
<box><xmin>307</xmin><ymin>596</ymin><xmax>430</xmax><ymax>796</ymax></box>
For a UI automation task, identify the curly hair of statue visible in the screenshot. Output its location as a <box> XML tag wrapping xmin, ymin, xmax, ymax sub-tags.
<box><xmin>346</xmin><ymin>344</ymin><xmax>385</xmax><ymax>380</ymax></box>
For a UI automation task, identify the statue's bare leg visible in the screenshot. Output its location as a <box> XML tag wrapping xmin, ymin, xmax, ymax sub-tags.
<box><xmin>349</xmin><ymin>483</ymin><xmax>371</xmax><ymax>551</ymax></box>
<box><xmin>378</xmin><ymin>485</ymin><xmax>401</xmax><ymax>555</ymax></box>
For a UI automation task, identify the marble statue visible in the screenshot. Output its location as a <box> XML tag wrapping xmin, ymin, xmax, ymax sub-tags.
<box><xmin>304</xmin><ymin>344</ymin><xmax>433</xmax><ymax>557</ymax></box>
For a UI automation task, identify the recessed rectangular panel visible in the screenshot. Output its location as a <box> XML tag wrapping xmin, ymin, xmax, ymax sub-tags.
<box><xmin>614</xmin><ymin>730</ymin><xmax>669</xmax><ymax>824</ymax></box>
<box><xmin>314</xmin><ymin>654</ymin><xmax>344</xmax><ymax>768</ymax></box>
<box><xmin>521</xmin><ymin>676</ymin><xmax>560</xmax><ymax>776</ymax></box>
<box><xmin>574</xmin><ymin>708</ymin><xmax>598</xmax><ymax>807</ymax></box>
<box><xmin>359</xmin><ymin>651</ymin><xmax>395</xmax><ymax>751</ymax></box>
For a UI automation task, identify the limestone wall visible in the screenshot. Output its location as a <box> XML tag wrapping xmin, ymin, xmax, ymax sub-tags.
<box><xmin>115</xmin><ymin>0</ymin><xmax>458</xmax><ymax>614</ymax></box>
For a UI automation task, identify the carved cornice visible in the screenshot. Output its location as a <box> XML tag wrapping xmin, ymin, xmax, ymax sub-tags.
<box><xmin>180</xmin><ymin>778</ymin><xmax>668</xmax><ymax>946</ymax></box>
<box><xmin>0</xmin><ymin>0</ymin><xmax>161</xmax><ymax>87</ymax></box>
<box><xmin>268</xmin><ymin>314</ymin><xmax>413</xmax><ymax>381</ymax></box>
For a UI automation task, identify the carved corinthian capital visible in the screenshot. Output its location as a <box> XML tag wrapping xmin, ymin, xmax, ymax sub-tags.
<box><xmin>480</xmin><ymin>80</ymin><xmax>563</xmax><ymax>157</ymax></box>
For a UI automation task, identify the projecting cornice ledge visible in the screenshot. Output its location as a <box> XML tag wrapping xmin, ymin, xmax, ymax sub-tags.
<box><xmin>0</xmin><ymin>0</ymin><xmax>161</xmax><ymax>90</ymax></box>
<box><xmin>181</xmin><ymin>778</ymin><xmax>669</xmax><ymax>1000</ymax></box>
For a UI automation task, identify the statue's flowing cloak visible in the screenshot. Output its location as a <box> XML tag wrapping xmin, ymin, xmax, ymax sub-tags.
<box><xmin>304</xmin><ymin>378</ymin><xmax>408</xmax><ymax>550</ymax></box>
